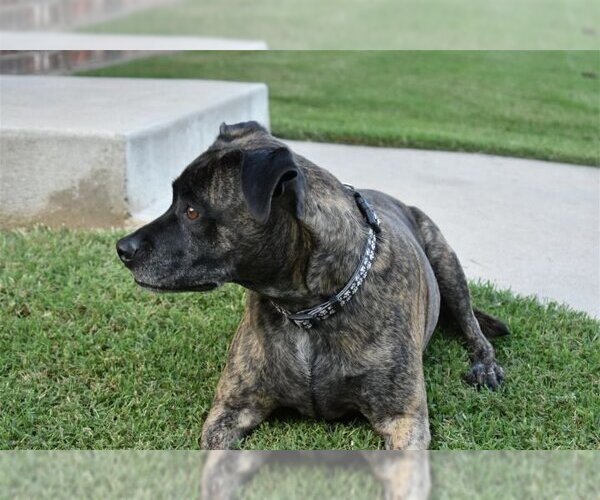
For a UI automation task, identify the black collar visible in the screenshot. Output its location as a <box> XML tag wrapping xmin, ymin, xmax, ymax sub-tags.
<box><xmin>272</xmin><ymin>185</ymin><xmax>381</xmax><ymax>329</ymax></box>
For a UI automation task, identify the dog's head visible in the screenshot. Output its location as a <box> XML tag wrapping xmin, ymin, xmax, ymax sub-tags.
<box><xmin>116</xmin><ymin>121</ymin><xmax>307</xmax><ymax>292</ymax></box>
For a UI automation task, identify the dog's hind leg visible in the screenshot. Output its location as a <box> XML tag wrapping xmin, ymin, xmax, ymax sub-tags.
<box><xmin>409</xmin><ymin>206</ymin><xmax>506</xmax><ymax>390</ymax></box>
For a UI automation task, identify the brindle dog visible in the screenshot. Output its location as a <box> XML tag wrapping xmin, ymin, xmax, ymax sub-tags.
<box><xmin>116</xmin><ymin>121</ymin><xmax>508</xmax><ymax>450</ymax></box>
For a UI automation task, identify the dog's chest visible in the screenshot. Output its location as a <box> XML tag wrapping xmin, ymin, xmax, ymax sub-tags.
<box><xmin>294</xmin><ymin>329</ymin><xmax>313</xmax><ymax>377</ymax></box>
<box><xmin>268</xmin><ymin>330</ymin><xmax>314</xmax><ymax>413</ymax></box>
<box><xmin>269</xmin><ymin>329</ymin><xmax>363</xmax><ymax>419</ymax></box>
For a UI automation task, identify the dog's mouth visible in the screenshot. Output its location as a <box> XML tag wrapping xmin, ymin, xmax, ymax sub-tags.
<box><xmin>134</xmin><ymin>279</ymin><xmax>219</xmax><ymax>293</ymax></box>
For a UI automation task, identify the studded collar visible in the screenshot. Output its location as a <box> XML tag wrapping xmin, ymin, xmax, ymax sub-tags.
<box><xmin>271</xmin><ymin>185</ymin><xmax>381</xmax><ymax>329</ymax></box>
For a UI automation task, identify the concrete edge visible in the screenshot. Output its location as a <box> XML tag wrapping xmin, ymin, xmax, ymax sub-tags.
<box><xmin>0</xmin><ymin>127</ymin><xmax>121</xmax><ymax>140</ymax></box>
<box><xmin>0</xmin><ymin>76</ymin><xmax>269</xmax><ymax>138</ymax></box>
<box><xmin>0</xmin><ymin>31</ymin><xmax>269</xmax><ymax>50</ymax></box>
<box><xmin>123</xmin><ymin>82</ymin><xmax>270</xmax><ymax>139</ymax></box>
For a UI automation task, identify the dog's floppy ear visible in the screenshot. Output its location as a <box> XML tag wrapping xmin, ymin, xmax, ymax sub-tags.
<box><xmin>241</xmin><ymin>147</ymin><xmax>306</xmax><ymax>224</ymax></box>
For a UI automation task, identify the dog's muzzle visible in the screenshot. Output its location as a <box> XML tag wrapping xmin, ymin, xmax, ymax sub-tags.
<box><xmin>116</xmin><ymin>233</ymin><xmax>149</xmax><ymax>267</ymax></box>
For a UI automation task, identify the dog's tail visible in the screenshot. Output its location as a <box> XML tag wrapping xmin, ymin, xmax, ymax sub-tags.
<box><xmin>474</xmin><ymin>308</ymin><xmax>511</xmax><ymax>338</ymax></box>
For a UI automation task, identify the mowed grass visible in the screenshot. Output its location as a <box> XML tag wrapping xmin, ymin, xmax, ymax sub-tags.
<box><xmin>82</xmin><ymin>0</ymin><xmax>600</xmax><ymax>50</ymax></box>
<box><xmin>81</xmin><ymin>51</ymin><xmax>600</xmax><ymax>166</ymax></box>
<box><xmin>1</xmin><ymin>227</ymin><xmax>598</xmax><ymax>449</ymax></box>
<box><xmin>2</xmin><ymin>451</ymin><xmax>598</xmax><ymax>498</ymax></box>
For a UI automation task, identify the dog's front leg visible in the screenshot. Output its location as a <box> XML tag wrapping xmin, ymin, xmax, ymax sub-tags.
<box><xmin>201</xmin><ymin>450</ymin><xmax>270</xmax><ymax>499</ymax></box>
<box><xmin>201</xmin><ymin>398</ymin><xmax>274</xmax><ymax>449</ymax></box>
<box><xmin>374</xmin><ymin>412</ymin><xmax>431</xmax><ymax>451</ymax></box>
<box><xmin>201</xmin><ymin>316</ymin><xmax>277</xmax><ymax>450</ymax></box>
<box><xmin>369</xmin><ymin>382</ymin><xmax>431</xmax><ymax>450</ymax></box>
<box><xmin>363</xmin><ymin>451</ymin><xmax>431</xmax><ymax>500</ymax></box>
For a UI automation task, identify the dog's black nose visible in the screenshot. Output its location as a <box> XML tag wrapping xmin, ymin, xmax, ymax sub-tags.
<box><xmin>116</xmin><ymin>234</ymin><xmax>143</xmax><ymax>264</ymax></box>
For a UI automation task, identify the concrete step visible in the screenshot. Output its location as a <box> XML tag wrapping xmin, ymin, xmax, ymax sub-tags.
<box><xmin>0</xmin><ymin>75</ymin><xmax>269</xmax><ymax>227</ymax></box>
<box><xmin>0</xmin><ymin>48</ymin><xmax>147</xmax><ymax>74</ymax></box>
<box><xmin>0</xmin><ymin>31</ymin><xmax>269</xmax><ymax>50</ymax></box>
<box><xmin>0</xmin><ymin>33</ymin><xmax>267</xmax><ymax>74</ymax></box>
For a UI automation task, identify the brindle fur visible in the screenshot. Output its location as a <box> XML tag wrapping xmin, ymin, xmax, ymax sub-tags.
<box><xmin>116</xmin><ymin>121</ymin><xmax>508</xmax><ymax>450</ymax></box>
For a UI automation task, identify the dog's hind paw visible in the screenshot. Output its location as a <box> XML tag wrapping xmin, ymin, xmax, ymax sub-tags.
<box><xmin>465</xmin><ymin>361</ymin><xmax>505</xmax><ymax>390</ymax></box>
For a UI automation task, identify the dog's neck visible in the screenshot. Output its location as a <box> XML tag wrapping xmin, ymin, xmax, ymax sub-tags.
<box><xmin>256</xmin><ymin>177</ymin><xmax>373</xmax><ymax>312</ymax></box>
<box><xmin>305</xmin><ymin>193</ymin><xmax>370</xmax><ymax>295</ymax></box>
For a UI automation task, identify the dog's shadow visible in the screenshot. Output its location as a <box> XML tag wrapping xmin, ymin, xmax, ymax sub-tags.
<box><xmin>246</xmin><ymin>407</ymin><xmax>380</xmax><ymax>448</ymax></box>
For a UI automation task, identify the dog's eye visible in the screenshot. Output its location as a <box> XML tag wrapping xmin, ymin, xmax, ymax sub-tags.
<box><xmin>186</xmin><ymin>206</ymin><xmax>200</xmax><ymax>221</ymax></box>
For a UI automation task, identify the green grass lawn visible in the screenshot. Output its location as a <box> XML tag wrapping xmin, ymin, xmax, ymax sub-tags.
<box><xmin>81</xmin><ymin>51</ymin><xmax>600</xmax><ymax>166</ymax></box>
<box><xmin>82</xmin><ymin>0</ymin><xmax>600</xmax><ymax>50</ymax></box>
<box><xmin>4</xmin><ymin>451</ymin><xmax>598</xmax><ymax>498</ymax></box>
<box><xmin>1</xmin><ymin>227</ymin><xmax>598</xmax><ymax>449</ymax></box>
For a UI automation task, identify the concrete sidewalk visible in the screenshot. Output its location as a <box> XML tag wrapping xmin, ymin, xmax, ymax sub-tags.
<box><xmin>284</xmin><ymin>141</ymin><xmax>600</xmax><ymax>318</ymax></box>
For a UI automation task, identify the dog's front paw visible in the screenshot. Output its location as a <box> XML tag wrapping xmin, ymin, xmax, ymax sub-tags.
<box><xmin>201</xmin><ymin>429</ymin><xmax>237</xmax><ymax>450</ymax></box>
<box><xmin>465</xmin><ymin>361</ymin><xmax>505</xmax><ymax>390</ymax></box>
